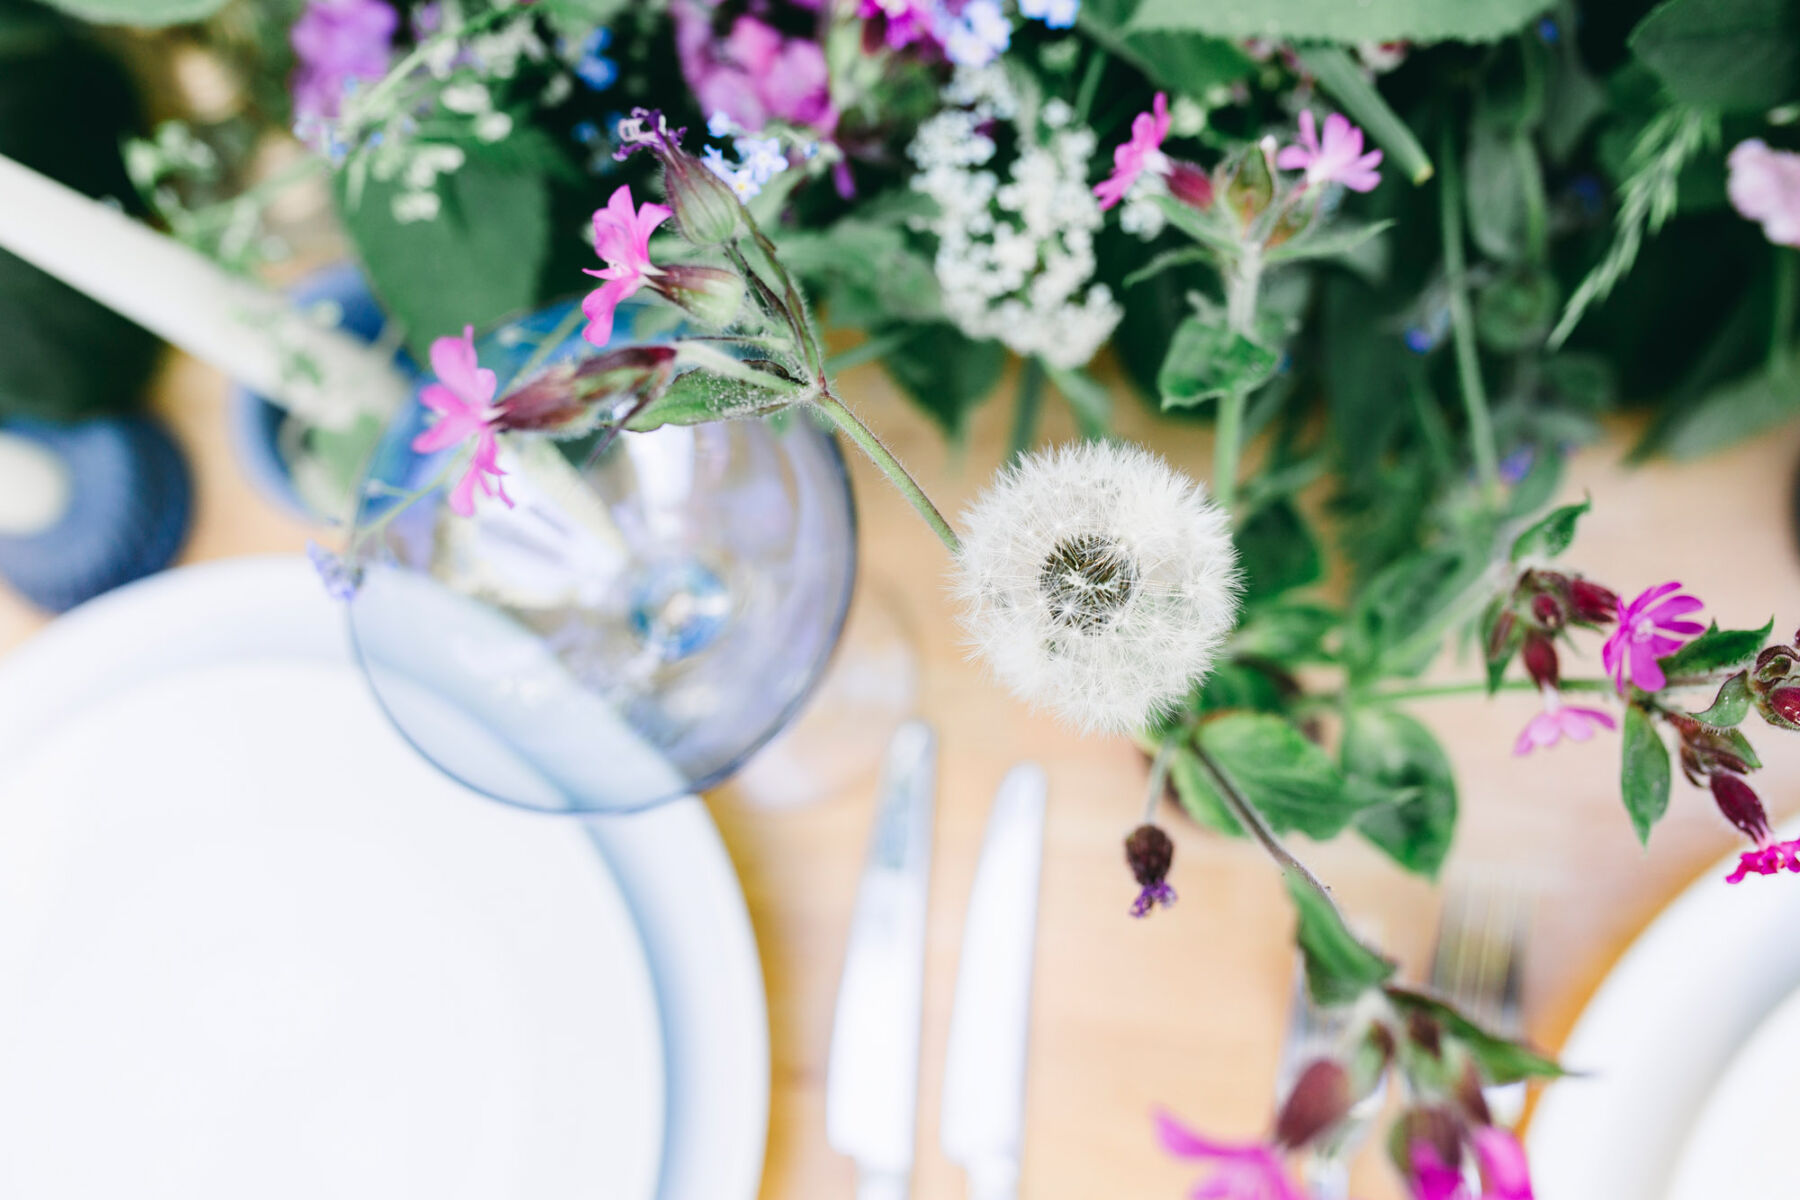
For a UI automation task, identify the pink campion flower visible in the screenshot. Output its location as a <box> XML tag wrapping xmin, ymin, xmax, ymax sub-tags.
<box><xmin>1514</xmin><ymin>689</ymin><xmax>1616</xmax><ymax>755</ymax></box>
<box><xmin>582</xmin><ymin>185</ymin><xmax>671</xmax><ymax>349</ymax></box>
<box><xmin>1094</xmin><ymin>92</ymin><xmax>1171</xmax><ymax>210</ymax></box>
<box><xmin>1410</xmin><ymin>1142</ymin><xmax>1466</xmax><ymax>1200</ymax></box>
<box><xmin>1715</xmin><ymin>772</ymin><xmax>1800</xmax><ymax>884</ymax></box>
<box><xmin>1727</xmin><ymin>139</ymin><xmax>1800</xmax><ymax>248</ymax></box>
<box><xmin>1727</xmin><ymin>839</ymin><xmax>1800</xmax><ymax>883</ymax></box>
<box><xmin>1600</xmin><ymin>582</ymin><xmax>1705</xmax><ymax>694</ymax></box>
<box><xmin>290</xmin><ymin>0</ymin><xmax>397</xmax><ymax>123</ymax></box>
<box><xmin>673</xmin><ymin>1</ymin><xmax>836</xmax><ymax>134</ymax></box>
<box><xmin>411</xmin><ymin>326</ymin><xmax>511</xmax><ymax>517</ymax></box>
<box><xmin>858</xmin><ymin>0</ymin><xmax>937</xmax><ymax>49</ymax></box>
<box><xmin>1275</xmin><ymin>111</ymin><xmax>1384</xmax><ymax>193</ymax></box>
<box><xmin>1154</xmin><ymin>1110</ymin><xmax>1308</xmax><ymax>1200</ymax></box>
<box><xmin>1409</xmin><ymin>1130</ymin><xmax>1535</xmax><ymax>1200</ymax></box>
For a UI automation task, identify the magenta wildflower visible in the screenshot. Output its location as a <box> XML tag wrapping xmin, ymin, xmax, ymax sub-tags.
<box><xmin>1275</xmin><ymin>111</ymin><xmax>1384</xmax><ymax>193</ymax></box>
<box><xmin>1715</xmin><ymin>772</ymin><xmax>1800</xmax><ymax>884</ymax></box>
<box><xmin>1600</xmin><ymin>582</ymin><xmax>1705</xmax><ymax>694</ymax></box>
<box><xmin>674</xmin><ymin>2</ymin><xmax>835</xmax><ymax>134</ymax></box>
<box><xmin>582</xmin><ymin>185</ymin><xmax>671</xmax><ymax>348</ymax></box>
<box><xmin>1727</xmin><ymin>839</ymin><xmax>1800</xmax><ymax>884</ymax></box>
<box><xmin>290</xmin><ymin>0</ymin><xmax>397</xmax><ymax>123</ymax></box>
<box><xmin>859</xmin><ymin>0</ymin><xmax>937</xmax><ymax>49</ymax></box>
<box><xmin>1155</xmin><ymin>1110</ymin><xmax>1308</xmax><ymax>1200</ymax></box>
<box><xmin>1409</xmin><ymin>1128</ymin><xmax>1534</xmax><ymax>1200</ymax></box>
<box><xmin>1094</xmin><ymin>92</ymin><xmax>1171</xmax><ymax>210</ymax></box>
<box><xmin>1727</xmin><ymin>139</ymin><xmax>1800</xmax><ymax>249</ymax></box>
<box><xmin>411</xmin><ymin>326</ymin><xmax>511</xmax><ymax>517</ymax></box>
<box><xmin>1513</xmin><ymin>689</ymin><xmax>1616</xmax><ymax>755</ymax></box>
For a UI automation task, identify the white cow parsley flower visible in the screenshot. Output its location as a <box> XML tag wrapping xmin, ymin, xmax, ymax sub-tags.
<box><xmin>954</xmin><ymin>442</ymin><xmax>1241</xmax><ymax>734</ymax></box>
<box><xmin>907</xmin><ymin>65</ymin><xmax>1121</xmax><ymax>369</ymax></box>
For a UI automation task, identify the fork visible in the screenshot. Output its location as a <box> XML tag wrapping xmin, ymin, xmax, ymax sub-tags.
<box><xmin>1275</xmin><ymin>959</ymin><xmax>1385</xmax><ymax>1200</ymax></box>
<box><xmin>1428</xmin><ymin>879</ymin><xmax>1531</xmax><ymax>1129</ymax></box>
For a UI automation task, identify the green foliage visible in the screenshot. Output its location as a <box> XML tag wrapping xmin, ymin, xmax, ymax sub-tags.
<box><xmin>1157</xmin><ymin>318</ymin><xmax>1280</xmax><ymax>409</ymax></box>
<box><xmin>339</xmin><ymin>166</ymin><xmax>551</xmax><ymax>361</ymax></box>
<box><xmin>1125</xmin><ymin>0</ymin><xmax>1548</xmax><ymax>45</ymax></box>
<box><xmin>1170</xmin><ymin>745</ymin><xmax>1244</xmax><ymax>836</ymax></box>
<box><xmin>1075</xmin><ymin>0</ymin><xmax>1254</xmax><ymax>98</ymax></box>
<box><xmin>1659</xmin><ymin>618</ymin><xmax>1776</xmax><ymax>678</ymax></box>
<box><xmin>1621</xmin><ymin>704</ymin><xmax>1671</xmax><ymax>844</ymax></box>
<box><xmin>1287</xmin><ymin>873</ymin><xmax>1395</xmax><ymax>1007</ymax></box>
<box><xmin>1236</xmin><ymin>499</ymin><xmax>1324</xmax><ymax>604</ymax></box>
<box><xmin>1690</xmin><ymin>672</ymin><xmax>1752</xmax><ymax>727</ymax></box>
<box><xmin>1343</xmin><ymin>709</ymin><xmax>1458</xmax><ymax>878</ymax></box>
<box><xmin>779</xmin><ymin>220</ymin><xmax>941</xmax><ymax>328</ymax></box>
<box><xmin>1193</xmin><ymin>713</ymin><xmax>1378</xmax><ymax>839</ymax></box>
<box><xmin>1656</xmin><ymin>357</ymin><xmax>1800</xmax><ymax>460</ymax></box>
<box><xmin>31</xmin><ymin>0</ymin><xmax>225</xmax><ymax>25</ymax></box>
<box><xmin>1264</xmin><ymin>220</ymin><xmax>1396</xmax><ymax>268</ymax></box>
<box><xmin>1296</xmin><ymin>47</ymin><xmax>1434</xmax><ymax>185</ymax></box>
<box><xmin>1343</xmin><ymin>539</ymin><xmax>1493</xmax><ymax>681</ymax></box>
<box><xmin>1628</xmin><ymin>0</ymin><xmax>1800</xmax><ymax>114</ymax></box>
<box><xmin>1386</xmin><ymin>988</ymin><xmax>1567</xmax><ymax>1083</ymax></box>
<box><xmin>1231</xmin><ymin>600</ymin><xmax>1339</xmax><ymax>663</ymax></box>
<box><xmin>879</xmin><ymin>323</ymin><xmax>1006</xmax><ymax>438</ymax></box>
<box><xmin>1509</xmin><ymin>498</ymin><xmax>1589</xmax><ymax>561</ymax></box>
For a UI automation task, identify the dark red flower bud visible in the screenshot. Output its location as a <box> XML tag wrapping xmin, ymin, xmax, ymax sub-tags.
<box><xmin>1530</xmin><ymin>592</ymin><xmax>1565</xmax><ymax>632</ymax></box>
<box><xmin>1274</xmin><ymin>1059</ymin><xmax>1353</xmax><ymax>1149</ymax></box>
<box><xmin>1486</xmin><ymin>608</ymin><xmax>1516</xmax><ymax>661</ymax></box>
<box><xmin>1569</xmin><ymin>579</ymin><xmax>1619</xmax><ymax>626</ymax></box>
<box><xmin>1405</xmin><ymin>1009</ymin><xmax>1443</xmax><ymax>1060</ymax></box>
<box><xmin>1521</xmin><ymin>635</ymin><xmax>1559</xmax><ymax>689</ymax></box>
<box><xmin>1771</xmin><ymin>688</ymin><xmax>1800</xmax><ymax>726</ymax></box>
<box><xmin>1390</xmin><ymin>1106</ymin><xmax>1464</xmax><ymax>1181</ymax></box>
<box><xmin>1453</xmin><ymin>1059</ymin><xmax>1492</xmax><ymax>1126</ymax></box>
<box><xmin>499</xmin><ymin>345</ymin><xmax>677</xmax><ymax>436</ymax></box>
<box><xmin>1166</xmin><ymin>161</ymin><xmax>1215</xmax><ymax>211</ymax></box>
<box><xmin>1126</xmin><ymin>824</ymin><xmax>1173</xmax><ymax>887</ymax></box>
<box><xmin>1712</xmin><ymin>772</ymin><xmax>1771</xmax><ymax>844</ymax></box>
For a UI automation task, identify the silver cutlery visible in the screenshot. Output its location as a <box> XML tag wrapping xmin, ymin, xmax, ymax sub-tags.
<box><xmin>1429</xmin><ymin>880</ymin><xmax>1530</xmax><ymax>1128</ymax></box>
<box><xmin>940</xmin><ymin>763</ymin><xmax>1049</xmax><ymax>1200</ymax></box>
<box><xmin>1275</xmin><ymin>957</ymin><xmax>1385</xmax><ymax>1200</ymax></box>
<box><xmin>826</xmin><ymin>721</ymin><xmax>939</xmax><ymax>1200</ymax></box>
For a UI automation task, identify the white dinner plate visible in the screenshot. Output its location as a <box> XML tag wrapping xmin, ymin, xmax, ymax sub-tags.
<box><xmin>1526</xmin><ymin>823</ymin><xmax>1800</xmax><ymax>1199</ymax></box>
<box><xmin>1666</xmin><ymin>982</ymin><xmax>1800</xmax><ymax>1198</ymax></box>
<box><xmin>0</xmin><ymin>557</ymin><xmax>769</xmax><ymax>1200</ymax></box>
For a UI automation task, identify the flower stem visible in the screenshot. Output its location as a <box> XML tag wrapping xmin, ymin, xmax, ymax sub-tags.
<box><xmin>1438</xmin><ymin>126</ymin><xmax>1501</xmax><ymax>505</ymax></box>
<box><xmin>1193</xmin><ymin>742</ymin><xmax>1343</xmax><ymax>919</ymax></box>
<box><xmin>813</xmin><ymin>390</ymin><xmax>960</xmax><ymax>553</ymax></box>
<box><xmin>1009</xmin><ymin>356</ymin><xmax>1046</xmax><ymax>463</ymax></box>
<box><xmin>1214</xmin><ymin>384</ymin><xmax>1246</xmax><ymax>511</ymax></box>
<box><xmin>1141</xmin><ymin>737</ymin><xmax>1175</xmax><ymax>824</ymax></box>
<box><xmin>1771</xmin><ymin>248</ymin><xmax>1797</xmax><ymax>374</ymax></box>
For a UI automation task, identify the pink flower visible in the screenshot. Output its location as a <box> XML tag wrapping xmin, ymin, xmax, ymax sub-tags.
<box><xmin>1095</xmin><ymin>92</ymin><xmax>1171</xmax><ymax>210</ymax></box>
<box><xmin>411</xmin><ymin>326</ymin><xmax>511</xmax><ymax>517</ymax></box>
<box><xmin>1727</xmin><ymin>839</ymin><xmax>1800</xmax><ymax>884</ymax></box>
<box><xmin>1410</xmin><ymin>1129</ymin><xmax>1534</xmax><ymax>1200</ymax></box>
<box><xmin>674</xmin><ymin>2</ymin><xmax>836</xmax><ymax>134</ymax></box>
<box><xmin>582</xmin><ymin>185</ymin><xmax>671</xmax><ymax>349</ymax></box>
<box><xmin>858</xmin><ymin>0</ymin><xmax>937</xmax><ymax>49</ymax></box>
<box><xmin>290</xmin><ymin>0</ymin><xmax>397</xmax><ymax>122</ymax></box>
<box><xmin>1513</xmin><ymin>691</ymin><xmax>1616</xmax><ymax>755</ymax></box>
<box><xmin>1155</xmin><ymin>1110</ymin><xmax>1308</xmax><ymax>1200</ymax></box>
<box><xmin>1727</xmin><ymin>139</ymin><xmax>1800</xmax><ymax>248</ymax></box>
<box><xmin>1600</xmin><ymin>582</ymin><xmax>1705</xmax><ymax>694</ymax></box>
<box><xmin>1275</xmin><ymin>111</ymin><xmax>1384</xmax><ymax>193</ymax></box>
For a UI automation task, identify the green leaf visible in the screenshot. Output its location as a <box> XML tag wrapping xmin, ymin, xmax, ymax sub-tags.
<box><xmin>1621</xmin><ymin>704</ymin><xmax>1672</xmax><ymax>844</ymax></box>
<box><xmin>1169</xmin><ymin>746</ymin><xmax>1244</xmax><ymax>836</ymax></box>
<box><xmin>1475</xmin><ymin>266</ymin><xmax>1560</xmax><ymax>353</ymax></box>
<box><xmin>1236</xmin><ymin>499</ymin><xmax>1323</xmax><ymax>603</ymax></box>
<box><xmin>1264</xmin><ymin>219</ymin><xmax>1396</xmax><ymax>267</ymax></box>
<box><xmin>1197</xmin><ymin>713</ymin><xmax>1375</xmax><ymax>839</ymax></box>
<box><xmin>1158</xmin><ymin>317</ymin><xmax>1280</xmax><ymax>409</ymax></box>
<box><xmin>1076</xmin><ymin>0</ymin><xmax>1255</xmax><ymax>97</ymax></box>
<box><xmin>1343</xmin><ymin>709</ymin><xmax>1458</xmax><ymax>878</ymax></box>
<box><xmin>879</xmin><ymin>323</ymin><xmax>1004</xmax><ymax>438</ymax></box>
<box><xmin>31</xmin><ymin>0</ymin><xmax>226</xmax><ymax>25</ymax></box>
<box><xmin>1286</xmin><ymin>873</ymin><xmax>1395</xmax><ymax>1007</ymax></box>
<box><xmin>1386</xmin><ymin>988</ymin><xmax>1566</xmax><ymax>1083</ymax></box>
<box><xmin>1509</xmin><ymin>497</ymin><xmax>1588</xmax><ymax>561</ymax></box>
<box><xmin>1343</xmin><ymin>541</ymin><xmax>1491</xmax><ymax>680</ymax></box>
<box><xmin>779</xmin><ymin>220</ymin><xmax>941</xmax><ymax>327</ymax></box>
<box><xmin>1231</xmin><ymin>601</ymin><xmax>1339</xmax><ymax>663</ymax></box>
<box><xmin>1690</xmin><ymin>672</ymin><xmax>1752</xmax><ymax>727</ymax></box>
<box><xmin>1657</xmin><ymin>359</ymin><xmax>1800</xmax><ymax>460</ymax></box>
<box><xmin>1463</xmin><ymin>126</ymin><xmax>1531</xmax><ymax>262</ymax></box>
<box><xmin>1123</xmin><ymin>247</ymin><xmax>1212</xmax><ymax>290</ymax></box>
<box><xmin>1150</xmin><ymin>194</ymin><xmax>1244</xmax><ymax>258</ymax></box>
<box><xmin>1295</xmin><ymin>47</ymin><xmax>1433</xmax><ymax>184</ymax></box>
<box><xmin>340</xmin><ymin>166</ymin><xmax>551</xmax><ymax>361</ymax></box>
<box><xmin>626</xmin><ymin>367</ymin><xmax>791</xmax><ymax>432</ymax></box>
<box><xmin>1127</xmin><ymin>0</ymin><xmax>1547</xmax><ymax>46</ymax></box>
<box><xmin>1043</xmin><ymin>362</ymin><xmax>1113</xmax><ymax>439</ymax></box>
<box><xmin>1659</xmin><ymin>618</ymin><xmax>1776</xmax><ymax>678</ymax></box>
<box><xmin>1629</xmin><ymin>0</ymin><xmax>1800</xmax><ymax>114</ymax></box>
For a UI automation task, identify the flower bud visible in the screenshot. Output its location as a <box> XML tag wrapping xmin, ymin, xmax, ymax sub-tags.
<box><xmin>614</xmin><ymin>107</ymin><xmax>743</xmax><ymax>246</ymax></box>
<box><xmin>1274</xmin><ymin>1059</ymin><xmax>1353</xmax><ymax>1150</ymax></box>
<box><xmin>1530</xmin><ymin>592</ymin><xmax>1565</xmax><ymax>632</ymax></box>
<box><xmin>1125</xmin><ymin>823</ymin><xmax>1177</xmax><ymax>918</ymax></box>
<box><xmin>1166</xmin><ymin>160</ymin><xmax>1215</xmax><ymax>211</ymax></box>
<box><xmin>1569</xmin><ymin>578</ymin><xmax>1619</xmax><ymax>626</ymax></box>
<box><xmin>1521</xmin><ymin>634</ymin><xmax>1559</xmax><ymax>689</ymax></box>
<box><xmin>1771</xmin><ymin>687</ymin><xmax>1800</xmax><ymax>726</ymax></box>
<box><xmin>1485</xmin><ymin>607</ymin><xmax>1516</xmax><ymax>661</ymax></box>
<box><xmin>1712</xmin><ymin>772</ymin><xmax>1771</xmax><ymax>843</ymax></box>
<box><xmin>499</xmin><ymin>345</ymin><xmax>677</xmax><ymax>437</ymax></box>
<box><xmin>650</xmin><ymin>264</ymin><xmax>745</xmax><ymax>329</ymax></box>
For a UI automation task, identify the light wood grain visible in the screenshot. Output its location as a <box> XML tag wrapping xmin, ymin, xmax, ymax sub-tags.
<box><xmin>4</xmin><ymin>345</ymin><xmax>1798</xmax><ymax>1199</ymax></box>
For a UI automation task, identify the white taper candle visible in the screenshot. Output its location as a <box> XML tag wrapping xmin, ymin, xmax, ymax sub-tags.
<box><xmin>0</xmin><ymin>151</ymin><xmax>410</xmax><ymax>429</ymax></box>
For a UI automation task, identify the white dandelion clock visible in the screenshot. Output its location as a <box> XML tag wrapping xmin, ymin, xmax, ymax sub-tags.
<box><xmin>953</xmin><ymin>442</ymin><xmax>1241</xmax><ymax>734</ymax></box>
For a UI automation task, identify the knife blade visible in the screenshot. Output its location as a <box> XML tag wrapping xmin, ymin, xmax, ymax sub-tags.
<box><xmin>826</xmin><ymin>721</ymin><xmax>937</xmax><ymax>1200</ymax></box>
<box><xmin>940</xmin><ymin>763</ymin><xmax>1048</xmax><ymax>1200</ymax></box>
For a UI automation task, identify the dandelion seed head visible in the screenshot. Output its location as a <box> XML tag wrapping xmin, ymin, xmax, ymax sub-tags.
<box><xmin>954</xmin><ymin>441</ymin><xmax>1241</xmax><ymax>734</ymax></box>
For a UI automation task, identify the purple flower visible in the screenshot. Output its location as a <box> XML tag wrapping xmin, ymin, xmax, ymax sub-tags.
<box><xmin>290</xmin><ymin>0</ymin><xmax>397</xmax><ymax>124</ymax></box>
<box><xmin>858</xmin><ymin>0</ymin><xmax>938</xmax><ymax>50</ymax></box>
<box><xmin>306</xmin><ymin>540</ymin><xmax>359</xmax><ymax>601</ymax></box>
<box><xmin>1513</xmin><ymin>691</ymin><xmax>1616</xmax><ymax>755</ymax></box>
<box><xmin>1727</xmin><ymin>139</ymin><xmax>1800</xmax><ymax>249</ymax></box>
<box><xmin>1156</xmin><ymin>1110</ymin><xmax>1309</xmax><ymax>1200</ymax></box>
<box><xmin>1600</xmin><ymin>582</ymin><xmax>1705</xmax><ymax>694</ymax></box>
<box><xmin>1094</xmin><ymin>92</ymin><xmax>1170</xmax><ymax>210</ymax></box>
<box><xmin>1275</xmin><ymin>111</ymin><xmax>1383</xmax><ymax>193</ymax></box>
<box><xmin>1410</xmin><ymin>1128</ymin><xmax>1535</xmax><ymax>1200</ymax></box>
<box><xmin>673</xmin><ymin>1</ymin><xmax>835</xmax><ymax>135</ymax></box>
<box><xmin>938</xmin><ymin>0</ymin><xmax>1011</xmax><ymax>65</ymax></box>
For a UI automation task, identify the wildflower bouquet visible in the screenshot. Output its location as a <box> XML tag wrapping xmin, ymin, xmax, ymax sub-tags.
<box><xmin>21</xmin><ymin>0</ymin><xmax>1800</xmax><ymax>1193</ymax></box>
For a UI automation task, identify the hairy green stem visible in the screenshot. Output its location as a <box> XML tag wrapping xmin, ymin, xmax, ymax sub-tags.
<box><xmin>1141</xmin><ymin>737</ymin><xmax>1175</xmax><ymax>824</ymax></box>
<box><xmin>1438</xmin><ymin>126</ymin><xmax>1501</xmax><ymax>504</ymax></box>
<box><xmin>1772</xmin><ymin>249</ymin><xmax>1797</xmax><ymax>373</ymax></box>
<box><xmin>1193</xmin><ymin>743</ymin><xmax>1344</xmax><ymax>921</ymax></box>
<box><xmin>813</xmin><ymin>391</ymin><xmax>961</xmax><ymax>553</ymax></box>
<box><xmin>1009</xmin><ymin>357</ymin><xmax>1046</xmax><ymax>462</ymax></box>
<box><xmin>1214</xmin><ymin>385</ymin><xmax>1246</xmax><ymax>511</ymax></box>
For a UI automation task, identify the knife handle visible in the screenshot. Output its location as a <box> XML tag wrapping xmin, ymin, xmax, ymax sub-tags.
<box><xmin>857</xmin><ymin>1170</ymin><xmax>909</xmax><ymax>1200</ymax></box>
<box><xmin>967</xmin><ymin>1160</ymin><xmax>1019</xmax><ymax>1200</ymax></box>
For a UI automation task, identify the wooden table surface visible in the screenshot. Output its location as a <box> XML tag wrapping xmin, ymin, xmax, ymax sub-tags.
<box><xmin>4</xmin><ymin>345</ymin><xmax>1799</xmax><ymax>1199</ymax></box>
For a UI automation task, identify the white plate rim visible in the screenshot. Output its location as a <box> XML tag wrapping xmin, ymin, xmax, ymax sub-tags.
<box><xmin>0</xmin><ymin>556</ymin><xmax>770</xmax><ymax>1200</ymax></box>
<box><xmin>1526</xmin><ymin>821</ymin><xmax>1800</xmax><ymax>1198</ymax></box>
